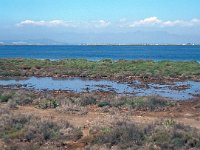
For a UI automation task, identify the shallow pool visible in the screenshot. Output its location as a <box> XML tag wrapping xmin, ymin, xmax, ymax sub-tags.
<box><xmin>0</xmin><ymin>77</ymin><xmax>200</xmax><ymax>100</ymax></box>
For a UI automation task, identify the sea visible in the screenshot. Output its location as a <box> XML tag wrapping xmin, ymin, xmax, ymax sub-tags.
<box><xmin>0</xmin><ymin>45</ymin><xmax>200</xmax><ymax>61</ymax></box>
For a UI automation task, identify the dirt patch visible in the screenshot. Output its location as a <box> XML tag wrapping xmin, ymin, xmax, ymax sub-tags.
<box><xmin>4</xmin><ymin>97</ymin><xmax>199</xmax><ymax>131</ymax></box>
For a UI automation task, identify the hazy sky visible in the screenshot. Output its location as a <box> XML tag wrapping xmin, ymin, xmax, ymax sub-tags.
<box><xmin>1</xmin><ymin>0</ymin><xmax>200</xmax><ymax>44</ymax></box>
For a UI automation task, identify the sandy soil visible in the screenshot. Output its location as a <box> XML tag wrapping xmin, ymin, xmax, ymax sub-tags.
<box><xmin>10</xmin><ymin>98</ymin><xmax>200</xmax><ymax>132</ymax></box>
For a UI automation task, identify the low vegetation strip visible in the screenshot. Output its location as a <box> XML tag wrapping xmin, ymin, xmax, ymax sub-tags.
<box><xmin>0</xmin><ymin>59</ymin><xmax>200</xmax><ymax>81</ymax></box>
<box><xmin>0</xmin><ymin>89</ymin><xmax>176</xmax><ymax>111</ymax></box>
<box><xmin>89</xmin><ymin>120</ymin><xmax>200</xmax><ymax>149</ymax></box>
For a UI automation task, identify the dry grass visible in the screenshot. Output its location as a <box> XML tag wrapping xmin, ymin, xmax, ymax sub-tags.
<box><xmin>89</xmin><ymin>120</ymin><xmax>200</xmax><ymax>149</ymax></box>
<box><xmin>0</xmin><ymin>106</ymin><xmax>83</xmax><ymax>150</ymax></box>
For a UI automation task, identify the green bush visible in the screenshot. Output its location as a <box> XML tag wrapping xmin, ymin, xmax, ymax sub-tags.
<box><xmin>16</xmin><ymin>98</ymin><xmax>33</xmax><ymax>105</ymax></box>
<box><xmin>39</xmin><ymin>99</ymin><xmax>59</xmax><ymax>109</ymax></box>
<box><xmin>0</xmin><ymin>113</ymin><xmax>30</xmax><ymax>139</ymax></box>
<box><xmin>109</xmin><ymin>96</ymin><xmax>175</xmax><ymax>110</ymax></box>
<box><xmin>98</xmin><ymin>101</ymin><xmax>111</xmax><ymax>107</ymax></box>
<box><xmin>126</xmin><ymin>97</ymin><xmax>175</xmax><ymax>110</ymax></box>
<box><xmin>0</xmin><ymin>94</ymin><xmax>12</xmax><ymax>102</ymax></box>
<box><xmin>80</xmin><ymin>97</ymin><xmax>97</xmax><ymax>106</ymax></box>
<box><xmin>0</xmin><ymin>91</ymin><xmax>34</xmax><ymax>105</ymax></box>
<box><xmin>92</xmin><ymin>122</ymin><xmax>145</xmax><ymax>149</ymax></box>
<box><xmin>70</xmin><ymin>128</ymin><xmax>83</xmax><ymax>141</ymax></box>
<box><xmin>28</xmin><ymin>120</ymin><xmax>60</xmax><ymax>141</ymax></box>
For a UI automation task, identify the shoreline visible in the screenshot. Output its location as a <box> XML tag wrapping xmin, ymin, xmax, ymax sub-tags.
<box><xmin>1</xmin><ymin>44</ymin><xmax>200</xmax><ymax>46</ymax></box>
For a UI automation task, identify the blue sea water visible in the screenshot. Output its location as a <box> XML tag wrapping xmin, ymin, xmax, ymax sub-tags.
<box><xmin>0</xmin><ymin>45</ymin><xmax>200</xmax><ymax>61</ymax></box>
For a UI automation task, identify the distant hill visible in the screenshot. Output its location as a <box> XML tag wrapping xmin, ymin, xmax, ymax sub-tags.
<box><xmin>0</xmin><ymin>39</ymin><xmax>67</xmax><ymax>45</ymax></box>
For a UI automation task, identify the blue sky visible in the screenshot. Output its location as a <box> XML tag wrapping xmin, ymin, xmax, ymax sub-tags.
<box><xmin>1</xmin><ymin>0</ymin><xmax>200</xmax><ymax>44</ymax></box>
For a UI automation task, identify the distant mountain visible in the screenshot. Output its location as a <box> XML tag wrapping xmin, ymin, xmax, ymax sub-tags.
<box><xmin>0</xmin><ymin>39</ymin><xmax>67</xmax><ymax>45</ymax></box>
<box><xmin>1</xmin><ymin>31</ymin><xmax>200</xmax><ymax>45</ymax></box>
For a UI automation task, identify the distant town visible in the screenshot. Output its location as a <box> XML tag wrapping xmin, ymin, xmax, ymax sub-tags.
<box><xmin>0</xmin><ymin>41</ymin><xmax>199</xmax><ymax>46</ymax></box>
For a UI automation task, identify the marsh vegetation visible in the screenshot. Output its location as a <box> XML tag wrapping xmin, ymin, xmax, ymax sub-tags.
<box><xmin>0</xmin><ymin>59</ymin><xmax>200</xmax><ymax>82</ymax></box>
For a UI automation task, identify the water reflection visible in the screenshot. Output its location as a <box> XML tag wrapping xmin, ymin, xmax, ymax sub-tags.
<box><xmin>0</xmin><ymin>77</ymin><xmax>199</xmax><ymax>100</ymax></box>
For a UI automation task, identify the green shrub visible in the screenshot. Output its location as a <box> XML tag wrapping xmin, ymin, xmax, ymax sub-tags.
<box><xmin>70</xmin><ymin>128</ymin><xmax>83</xmax><ymax>141</ymax></box>
<box><xmin>0</xmin><ymin>94</ymin><xmax>12</xmax><ymax>102</ymax></box>
<box><xmin>127</xmin><ymin>97</ymin><xmax>175</xmax><ymax>110</ymax></box>
<box><xmin>16</xmin><ymin>98</ymin><xmax>33</xmax><ymax>105</ymax></box>
<box><xmin>80</xmin><ymin>97</ymin><xmax>97</xmax><ymax>106</ymax></box>
<box><xmin>109</xmin><ymin>96</ymin><xmax>175</xmax><ymax>110</ymax></box>
<box><xmin>0</xmin><ymin>113</ymin><xmax>30</xmax><ymax>139</ymax></box>
<box><xmin>39</xmin><ymin>99</ymin><xmax>59</xmax><ymax>109</ymax></box>
<box><xmin>0</xmin><ymin>91</ymin><xmax>34</xmax><ymax>105</ymax></box>
<box><xmin>145</xmin><ymin>120</ymin><xmax>200</xmax><ymax>149</ymax></box>
<box><xmin>92</xmin><ymin>122</ymin><xmax>145</xmax><ymax>149</ymax></box>
<box><xmin>111</xmin><ymin>98</ymin><xmax>126</xmax><ymax>107</ymax></box>
<box><xmin>7</xmin><ymin>100</ymin><xmax>18</xmax><ymax>109</ymax></box>
<box><xmin>30</xmin><ymin>120</ymin><xmax>60</xmax><ymax>141</ymax></box>
<box><xmin>98</xmin><ymin>101</ymin><xmax>111</xmax><ymax>107</ymax></box>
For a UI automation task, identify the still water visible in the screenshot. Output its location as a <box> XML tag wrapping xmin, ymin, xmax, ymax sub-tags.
<box><xmin>0</xmin><ymin>77</ymin><xmax>200</xmax><ymax>100</ymax></box>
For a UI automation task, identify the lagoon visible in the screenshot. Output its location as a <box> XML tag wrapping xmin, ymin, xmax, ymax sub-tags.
<box><xmin>0</xmin><ymin>77</ymin><xmax>200</xmax><ymax>100</ymax></box>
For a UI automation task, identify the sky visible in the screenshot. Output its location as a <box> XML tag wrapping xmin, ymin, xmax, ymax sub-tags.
<box><xmin>1</xmin><ymin>0</ymin><xmax>200</xmax><ymax>44</ymax></box>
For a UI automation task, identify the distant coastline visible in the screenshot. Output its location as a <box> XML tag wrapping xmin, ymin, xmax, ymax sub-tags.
<box><xmin>0</xmin><ymin>43</ymin><xmax>200</xmax><ymax>46</ymax></box>
<box><xmin>0</xmin><ymin>39</ymin><xmax>200</xmax><ymax>46</ymax></box>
